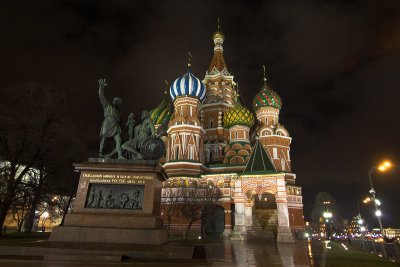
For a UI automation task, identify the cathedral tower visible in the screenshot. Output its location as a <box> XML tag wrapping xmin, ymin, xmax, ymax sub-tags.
<box><xmin>202</xmin><ymin>21</ymin><xmax>236</xmax><ymax>163</ymax></box>
<box><xmin>163</xmin><ymin>61</ymin><xmax>206</xmax><ymax>177</ymax></box>
<box><xmin>223</xmin><ymin>94</ymin><xmax>254</xmax><ymax>164</ymax></box>
<box><xmin>253</xmin><ymin>68</ymin><xmax>292</xmax><ymax>177</ymax></box>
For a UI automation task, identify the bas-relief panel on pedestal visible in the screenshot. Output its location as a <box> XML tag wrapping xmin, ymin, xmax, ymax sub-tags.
<box><xmin>85</xmin><ymin>183</ymin><xmax>144</xmax><ymax>210</ymax></box>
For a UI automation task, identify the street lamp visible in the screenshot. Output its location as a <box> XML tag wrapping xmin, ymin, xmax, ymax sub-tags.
<box><xmin>323</xmin><ymin>211</ymin><xmax>333</xmax><ymax>219</ymax></box>
<box><xmin>322</xmin><ymin>200</ymin><xmax>333</xmax><ymax>239</ymax></box>
<box><xmin>41</xmin><ymin>211</ymin><xmax>49</xmax><ymax>232</ymax></box>
<box><xmin>368</xmin><ymin>160</ymin><xmax>391</xmax><ymax>237</ymax></box>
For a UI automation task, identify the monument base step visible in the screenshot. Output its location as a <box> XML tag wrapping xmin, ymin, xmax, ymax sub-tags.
<box><xmin>64</xmin><ymin>212</ymin><xmax>163</xmax><ymax>229</ymax></box>
<box><xmin>44</xmin><ymin>253</ymin><xmax>122</xmax><ymax>262</ymax></box>
<box><xmin>0</xmin><ymin>241</ymin><xmax>197</xmax><ymax>261</ymax></box>
<box><xmin>50</xmin><ymin>225</ymin><xmax>167</xmax><ymax>245</ymax></box>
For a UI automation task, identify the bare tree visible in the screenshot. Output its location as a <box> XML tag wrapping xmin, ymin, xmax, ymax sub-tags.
<box><xmin>179</xmin><ymin>186</ymin><xmax>222</xmax><ymax>239</ymax></box>
<box><xmin>10</xmin><ymin>192</ymin><xmax>32</xmax><ymax>231</ymax></box>
<box><xmin>161</xmin><ymin>187</ymin><xmax>182</xmax><ymax>231</ymax></box>
<box><xmin>0</xmin><ymin>83</ymin><xmax>71</xmax><ymax>233</ymax></box>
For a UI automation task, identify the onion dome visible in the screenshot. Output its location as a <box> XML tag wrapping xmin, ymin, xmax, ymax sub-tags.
<box><xmin>252</xmin><ymin>67</ymin><xmax>282</xmax><ymax>111</ymax></box>
<box><xmin>213</xmin><ymin>29</ymin><xmax>224</xmax><ymax>40</ymax></box>
<box><xmin>224</xmin><ymin>97</ymin><xmax>255</xmax><ymax>128</ymax></box>
<box><xmin>170</xmin><ymin>66</ymin><xmax>206</xmax><ymax>102</ymax></box>
<box><xmin>150</xmin><ymin>91</ymin><xmax>173</xmax><ymax>125</ymax></box>
<box><xmin>213</xmin><ymin>18</ymin><xmax>225</xmax><ymax>42</ymax></box>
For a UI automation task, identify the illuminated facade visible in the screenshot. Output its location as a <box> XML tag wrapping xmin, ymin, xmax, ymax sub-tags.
<box><xmin>151</xmin><ymin>25</ymin><xmax>305</xmax><ymax>242</ymax></box>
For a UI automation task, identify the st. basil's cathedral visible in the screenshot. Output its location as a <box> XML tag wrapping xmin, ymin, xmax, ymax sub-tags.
<box><xmin>150</xmin><ymin>24</ymin><xmax>305</xmax><ymax>242</ymax></box>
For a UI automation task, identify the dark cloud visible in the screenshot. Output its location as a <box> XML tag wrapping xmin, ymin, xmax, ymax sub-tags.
<box><xmin>1</xmin><ymin>0</ymin><xmax>400</xmax><ymax>226</ymax></box>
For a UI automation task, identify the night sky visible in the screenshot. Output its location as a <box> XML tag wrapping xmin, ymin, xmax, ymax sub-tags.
<box><xmin>1</xmin><ymin>0</ymin><xmax>400</xmax><ymax>227</ymax></box>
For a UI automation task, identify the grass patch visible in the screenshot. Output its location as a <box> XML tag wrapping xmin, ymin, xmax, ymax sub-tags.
<box><xmin>0</xmin><ymin>232</ymin><xmax>50</xmax><ymax>245</ymax></box>
<box><xmin>326</xmin><ymin>241</ymin><xmax>398</xmax><ymax>267</ymax></box>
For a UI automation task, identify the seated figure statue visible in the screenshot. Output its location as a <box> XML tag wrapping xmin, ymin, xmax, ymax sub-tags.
<box><xmin>122</xmin><ymin>110</ymin><xmax>155</xmax><ymax>160</ymax></box>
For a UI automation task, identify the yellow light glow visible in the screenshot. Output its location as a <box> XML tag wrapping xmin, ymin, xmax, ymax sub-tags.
<box><xmin>363</xmin><ymin>197</ymin><xmax>371</xmax><ymax>203</ymax></box>
<box><xmin>378</xmin><ymin>166</ymin><xmax>386</xmax><ymax>171</ymax></box>
<box><xmin>383</xmin><ymin>161</ymin><xmax>391</xmax><ymax>168</ymax></box>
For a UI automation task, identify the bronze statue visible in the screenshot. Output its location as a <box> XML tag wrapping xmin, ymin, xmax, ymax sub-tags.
<box><xmin>122</xmin><ymin>110</ymin><xmax>156</xmax><ymax>159</ymax></box>
<box><xmin>96</xmin><ymin>79</ymin><xmax>165</xmax><ymax>161</ymax></box>
<box><xmin>98</xmin><ymin>79</ymin><xmax>124</xmax><ymax>159</ymax></box>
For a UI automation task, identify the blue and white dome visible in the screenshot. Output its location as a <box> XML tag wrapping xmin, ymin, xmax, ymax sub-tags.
<box><xmin>170</xmin><ymin>68</ymin><xmax>206</xmax><ymax>101</ymax></box>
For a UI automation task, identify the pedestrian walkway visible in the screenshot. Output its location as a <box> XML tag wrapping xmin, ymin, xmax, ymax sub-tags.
<box><xmin>0</xmin><ymin>240</ymin><xmax>311</xmax><ymax>267</ymax></box>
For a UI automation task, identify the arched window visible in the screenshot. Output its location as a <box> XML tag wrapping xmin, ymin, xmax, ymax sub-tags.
<box><xmin>209</xmin><ymin>119</ymin><xmax>214</xmax><ymax>128</ymax></box>
<box><xmin>189</xmin><ymin>146</ymin><xmax>194</xmax><ymax>160</ymax></box>
<box><xmin>174</xmin><ymin>146</ymin><xmax>180</xmax><ymax>160</ymax></box>
<box><xmin>273</xmin><ymin>148</ymin><xmax>278</xmax><ymax>159</ymax></box>
<box><xmin>212</xmin><ymin>147</ymin><xmax>219</xmax><ymax>161</ymax></box>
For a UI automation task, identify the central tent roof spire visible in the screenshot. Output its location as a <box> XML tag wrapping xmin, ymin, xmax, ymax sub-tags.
<box><xmin>208</xmin><ymin>18</ymin><xmax>228</xmax><ymax>73</ymax></box>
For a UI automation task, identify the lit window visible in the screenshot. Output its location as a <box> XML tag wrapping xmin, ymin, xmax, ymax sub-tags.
<box><xmin>189</xmin><ymin>146</ymin><xmax>194</xmax><ymax>160</ymax></box>
<box><xmin>273</xmin><ymin>148</ymin><xmax>278</xmax><ymax>159</ymax></box>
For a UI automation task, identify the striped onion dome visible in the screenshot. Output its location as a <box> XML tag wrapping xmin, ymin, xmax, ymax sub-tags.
<box><xmin>170</xmin><ymin>67</ymin><xmax>206</xmax><ymax>101</ymax></box>
<box><xmin>150</xmin><ymin>92</ymin><xmax>173</xmax><ymax>125</ymax></box>
<box><xmin>252</xmin><ymin>81</ymin><xmax>282</xmax><ymax>111</ymax></box>
<box><xmin>224</xmin><ymin>98</ymin><xmax>255</xmax><ymax>128</ymax></box>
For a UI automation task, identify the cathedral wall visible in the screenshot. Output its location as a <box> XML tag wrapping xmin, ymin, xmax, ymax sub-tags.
<box><xmin>288</xmin><ymin>207</ymin><xmax>305</xmax><ymax>236</ymax></box>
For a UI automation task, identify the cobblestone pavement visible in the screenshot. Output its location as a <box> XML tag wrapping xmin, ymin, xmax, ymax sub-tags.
<box><xmin>0</xmin><ymin>240</ymin><xmax>313</xmax><ymax>267</ymax></box>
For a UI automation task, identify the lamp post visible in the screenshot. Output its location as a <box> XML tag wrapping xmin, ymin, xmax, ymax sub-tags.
<box><xmin>41</xmin><ymin>211</ymin><xmax>49</xmax><ymax>233</ymax></box>
<box><xmin>322</xmin><ymin>201</ymin><xmax>333</xmax><ymax>239</ymax></box>
<box><xmin>368</xmin><ymin>161</ymin><xmax>391</xmax><ymax>237</ymax></box>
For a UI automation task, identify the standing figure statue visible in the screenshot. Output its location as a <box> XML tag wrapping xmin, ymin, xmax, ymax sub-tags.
<box><xmin>98</xmin><ymin>78</ymin><xmax>125</xmax><ymax>159</ymax></box>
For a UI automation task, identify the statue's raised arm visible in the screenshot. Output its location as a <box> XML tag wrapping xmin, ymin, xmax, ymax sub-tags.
<box><xmin>98</xmin><ymin>78</ymin><xmax>109</xmax><ymax>109</ymax></box>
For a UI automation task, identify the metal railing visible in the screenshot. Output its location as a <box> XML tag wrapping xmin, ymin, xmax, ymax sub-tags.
<box><xmin>351</xmin><ymin>238</ymin><xmax>400</xmax><ymax>263</ymax></box>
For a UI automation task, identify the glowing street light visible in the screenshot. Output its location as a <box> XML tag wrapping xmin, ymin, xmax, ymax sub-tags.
<box><xmin>41</xmin><ymin>211</ymin><xmax>49</xmax><ymax>233</ymax></box>
<box><xmin>368</xmin><ymin>161</ymin><xmax>392</xmax><ymax>236</ymax></box>
<box><xmin>363</xmin><ymin>197</ymin><xmax>371</xmax><ymax>204</ymax></box>
<box><xmin>383</xmin><ymin>161</ymin><xmax>391</xmax><ymax>168</ymax></box>
<box><xmin>323</xmin><ymin>211</ymin><xmax>333</xmax><ymax>218</ymax></box>
<box><xmin>367</xmin><ymin>160</ymin><xmax>393</xmax><ymax>258</ymax></box>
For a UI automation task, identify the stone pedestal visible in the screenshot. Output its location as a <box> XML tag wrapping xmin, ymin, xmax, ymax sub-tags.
<box><xmin>276</xmin><ymin>202</ymin><xmax>295</xmax><ymax>243</ymax></box>
<box><xmin>50</xmin><ymin>159</ymin><xmax>168</xmax><ymax>245</ymax></box>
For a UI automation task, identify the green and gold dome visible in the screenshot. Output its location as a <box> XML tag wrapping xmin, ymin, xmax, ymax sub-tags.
<box><xmin>150</xmin><ymin>91</ymin><xmax>173</xmax><ymax>125</ymax></box>
<box><xmin>224</xmin><ymin>98</ymin><xmax>255</xmax><ymax>128</ymax></box>
<box><xmin>252</xmin><ymin>80</ymin><xmax>282</xmax><ymax>111</ymax></box>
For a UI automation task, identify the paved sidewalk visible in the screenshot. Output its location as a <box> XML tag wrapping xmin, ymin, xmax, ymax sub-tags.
<box><xmin>0</xmin><ymin>240</ymin><xmax>311</xmax><ymax>267</ymax></box>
